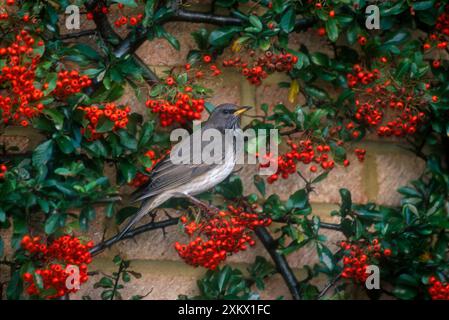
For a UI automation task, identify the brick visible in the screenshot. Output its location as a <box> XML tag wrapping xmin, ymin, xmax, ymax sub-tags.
<box><xmin>255</xmin><ymin>274</ymin><xmax>292</xmax><ymax>300</ymax></box>
<box><xmin>375</xmin><ymin>152</ymin><xmax>425</xmax><ymax>206</ymax></box>
<box><xmin>0</xmin><ymin>135</ymin><xmax>29</xmax><ymax>153</ymax></box>
<box><xmin>114</xmin><ymin>213</ymin><xmax>187</xmax><ymax>262</ymax></box>
<box><xmin>73</xmin><ymin>259</ymin><xmax>203</xmax><ymax>300</ymax></box>
<box><xmin>197</xmin><ymin>70</ymin><xmax>242</xmax><ymax>106</ymax></box>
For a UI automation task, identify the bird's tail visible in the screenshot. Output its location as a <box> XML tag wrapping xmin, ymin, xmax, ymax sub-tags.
<box><xmin>115</xmin><ymin>198</ymin><xmax>156</xmax><ymax>241</ymax></box>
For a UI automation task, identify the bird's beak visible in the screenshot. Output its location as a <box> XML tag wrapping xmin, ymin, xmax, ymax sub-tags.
<box><xmin>234</xmin><ymin>106</ymin><xmax>252</xmax><ymax>116</ymax></box>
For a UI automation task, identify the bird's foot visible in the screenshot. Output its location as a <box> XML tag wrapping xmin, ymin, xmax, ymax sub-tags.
<box><xmin>178</xmin><ymin>193</ymin><xmax>220</xmax><ymax>215</ymax></box>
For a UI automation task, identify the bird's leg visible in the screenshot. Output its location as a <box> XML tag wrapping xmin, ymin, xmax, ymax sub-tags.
<box><xmin>176</xmin><ymin>193</ymin><xmax>220</xmax><ymax>215</ymax></box>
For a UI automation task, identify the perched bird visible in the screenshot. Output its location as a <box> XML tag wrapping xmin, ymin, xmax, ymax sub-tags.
<box><xmin>117</xmin><ymin>103</ymin><xmax>251</xmax><ymax>240</ymax></box>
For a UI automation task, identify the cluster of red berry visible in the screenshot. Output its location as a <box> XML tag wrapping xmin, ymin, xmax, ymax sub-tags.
<box><xmin>262</xmin><ymin>139</ymin><xmax>346</xmax><ymax>184</ymax></box>
<box><xmin>423</xmin><ymin>34</ymin><xmax>448</xmax><ymax>52</ymax></box>
<box><xmin>428</xmin><ymin>276</ymin><xmax>449</xmax><ymax>300</ymax></box>
<box><xmin>86</xmin><ymin>2</ymin><xmax>143</xmax><ymax>28</ymax></box>
<box><xmin>78</xmin><ymin>103</ymin><xmax>130</xmax><ymax>140</ymax></box>
<box><xmin>421</xmin><ymin>4</ymin><xmax>449</xmax><ymax>69</ymax></box>
<box><xmin>346</xmin><ymin>64</ymin><xmax>380</xmax><ymax>88</ymax></box>
<box><xmin>175</xmin><ymin>205</ymin><xmax>272</xmax><ymax>270</ymax></box>
<box><xmin>199</xmin><ymin>55</ymin><xmax>222</xmax><ymax>77</ymax></box>
<box><xmin>222</xmin><ymin>51</ymin><xmax>298</xmax><ymax>86</ymax></box>
<box><xmin>348</xmin><ymin>63</ymin><xmax>427</xmax><ymax>138</ymax></box>
<box><xmin>340</xmin><ymin>239</ymin><xmax>391</xmax><ymax>283</ymax></box>
<box><xmin>21</xmin><ymin>235</ymin><xmax>93</xmax><ymax>299</ymax></box>
<box><xmin>129</xmin><ymin>172</ymin><xmax>149</xmax><ymax>188</ymax></box>
<box><xmin>113</xmin><ymin>13</ymin><xmax>143</xmax><ymax>27</ymax></box>
<box><xmin>0</xmin><ymin>163</ymin><xmax>7</xmax><ymax>179</ymax></box>
<box><xmin>86</xmin><ymin>3</ymin><xmax>109</xmax><ymax>20</ymax></box>
<box><xmin>53</xmin><ymin>70</ymin><xmax>92</xmax><ymax>98</ymax></box>
<box><xmin>435</xmin><ymin>4</ymin><xmax>449</xmax><ymax>36</ymax></box>
<box><xmin>146</xmin><ymin>87</ymin><xmax>204</xmax><ymax>127</ymax></box>
<box><xmin>0</xmin><ymin>29</ymin><xmax>45</xmax><ymax>126</ymax></box>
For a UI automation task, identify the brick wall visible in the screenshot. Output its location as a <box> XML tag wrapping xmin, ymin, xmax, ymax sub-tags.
<box><xmin>1</xmin><ymin>3</ymin><xmax>426</xmax><ymax>300</ymax></box>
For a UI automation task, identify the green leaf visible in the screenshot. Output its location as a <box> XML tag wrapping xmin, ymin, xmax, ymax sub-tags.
<box><xmin>119</xmin><ymin>161</ymin><xmax>137</xmax><ymax>183</ymax></box>
<box><xmin>393</xmin><ymin>285</ymin><xmax>417</xmax><ymax>300</ymax></box>
<box><xmin>310</xmin><ymin>52</ymin><xmax>329</xmax><ymax>67</ymax></box>
<box><xmin>215</xmin><ymin>175</ymin><xmax>243</xmax><ymax>199</ymax></box>
<box><xmin>412</xmin><ymin>1</ymin><xmax>434</xmax><ymax>11</ymax></box>
<box><xmin>311</xmin><ymin>171</ymin><xmax>329</xmax><ymax>184</ymax></box>
<box><xmin>96</xmin><ymin>117</ymin><xmax>115</xmax><ymax>133</ymax></box>
<box><xmin>32</xmin><ymin>140</ymin><xmax>54</xmax><ymax>167</ymax></box>
<box><xmin>112</xmin><ymin>0</ymin><xmax>137</xmax><ymax>7</ymax></box>
<box><xmin>325</xmin><ymin>19</ymin><xmax>339</xmax><ymax>42</ymax></box>
<box><xmin>317</xmin><ymin>243</ymin><xmax>335</xmax><ymax>271</ymax></box>
<box><xmin>139</xmin><ymin>122</ymin><xmax>154</xmax><ymax>147</ymax></box>
<box><xmin>122</xmin><ymin>272</ymin><xmax>131</xmax><ymax>282</ymax></box>
<box><xmin>162</xmin><ymin>30</ymin><xmax>180</xmax><ymax>50</ymax></box>
<box><xmin>304</xmin><ymin>85</ymin><xmax>329</xmax><ymax>100</ymax></box>
<box><xmin>208</xmin><ymin>27</ymin><xmax>240</xmax><ymax>47</ymax></box>
<box><xmin>191</xmin><ymin>28</ymin><xmax>210</xmax><ymax>50</ymax></box>
<box><xmin>55</xmin><ymin>135</ymin><xmax>75</xmax><ymax>154</ymax></box>
<box><xmin>286</xmin><ymin>189</ymin><xmax>308</xmax><ymax>211</ymax></box>
<box><xmin>280</xmin><ymin>8</ymin><xmax>296</xmax><ymax>33</ymax></box>
<box><xmin>101</xmin><ymin>289</ymin><xmax>114</xmax><ymax>300</ymax></box>
<box><xmin>6</xmin><ymin>270</ymin><xmax>22</xmax><ymax>299</ymax></box>
<box><xmin>42</xmin><ymin>108</ymin><xmax>64</xmax><ymax>130</ymax></box>
<box><xmin>94</xmin><ymin>277</ymin><xmax>114</xmax><ymax>288</ymax></box>
<box><xmin>71</xmin><ymin>43</ymin><xmax>101</xmax><ymax>60</ymax></box>
<box><xmin>117</xmin><ymin>130</ymin><xmax>138</xmax><ymax>150</ymax></box>
<box><xmin>45</xmin><ymin>214</ymin><xmax>62</xmax><ymax>234</ymax></box>
<box><xmin>397</xmin><ymin>274</ymin><xmax>419</xmax><ymax>287</ymax></box>
<box><xmin>249</xmin><ymin>15</ymin><xmax>263</xmax><ymax>32</ymax></box>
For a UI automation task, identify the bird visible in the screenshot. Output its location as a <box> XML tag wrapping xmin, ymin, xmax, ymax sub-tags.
<box><xmin>116</xmin><ymin>103</ymin><xmax>251</xmax><ymax>240</ymax></box>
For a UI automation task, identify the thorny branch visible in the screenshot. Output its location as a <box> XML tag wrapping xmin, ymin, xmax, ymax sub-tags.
<box><xmin>89</xmin><ymin>217</ymin><xmax>179</xmax><ymax>256</ymax></box>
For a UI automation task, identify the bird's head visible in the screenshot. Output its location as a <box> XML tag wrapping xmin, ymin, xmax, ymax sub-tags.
<box><xmin>205</xmin><ymin>103</ymin><xmax>252</xmax><ymax>132</ymax></box>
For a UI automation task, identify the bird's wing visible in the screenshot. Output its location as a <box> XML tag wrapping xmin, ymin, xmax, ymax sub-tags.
<box><xmin>131</xmin><ymin>131</ymin><xmax>227</xmax><ymax>202</ymax></box>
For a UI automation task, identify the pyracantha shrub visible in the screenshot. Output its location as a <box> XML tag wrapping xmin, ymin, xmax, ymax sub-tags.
<box><xmin>1</xmin><ymin>0</ymin><xmax>449</xmax><ymax>302</ymax></box>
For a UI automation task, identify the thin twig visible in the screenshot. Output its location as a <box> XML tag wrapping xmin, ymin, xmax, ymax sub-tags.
<box><xmin>318</xmin><ymin>273</ymin><xmax>341</xmax><ymax>299</ymax></box>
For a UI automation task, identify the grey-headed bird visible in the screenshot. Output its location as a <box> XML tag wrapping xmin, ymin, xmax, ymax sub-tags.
<box><xmin>116</xmin><ymin>103</ymin><xmax>251</xmax><ymax>240</ymax></box>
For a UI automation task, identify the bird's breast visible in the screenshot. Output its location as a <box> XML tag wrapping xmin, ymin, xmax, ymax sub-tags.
<box><xmin>173</xmin><ymin>152</ymin><xmax>236</xmax><ymax>197</ymax></box>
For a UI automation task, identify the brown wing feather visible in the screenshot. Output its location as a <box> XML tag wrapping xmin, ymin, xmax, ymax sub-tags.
<box><xmin>131</xmin><ymin>131</ymin><xmax>225</xmax><ymax>202</ymax></box>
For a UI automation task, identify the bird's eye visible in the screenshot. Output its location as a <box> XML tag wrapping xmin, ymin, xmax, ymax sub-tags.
<box><xmin>223</xmin><ymin>109</ymin><xmax>232</xmax><ymax>114</ymax></box>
